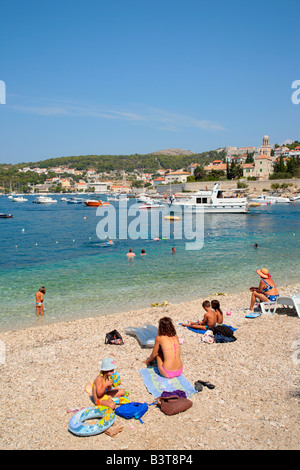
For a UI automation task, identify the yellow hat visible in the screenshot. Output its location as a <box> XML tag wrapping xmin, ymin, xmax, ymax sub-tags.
<box><xmin>256</xmin><ymin>268</ymin><xmax>271</xmax><ymax>279</ymax></box>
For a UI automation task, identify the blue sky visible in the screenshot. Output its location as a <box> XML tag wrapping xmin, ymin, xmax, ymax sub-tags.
<box><xmin>1</xmin><ymin>0</ymin><xmax>300</xmax><ymax>164</ymax></box>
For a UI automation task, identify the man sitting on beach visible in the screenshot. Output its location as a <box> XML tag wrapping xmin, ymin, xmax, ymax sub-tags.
<box><xmin>182</xmin><ymin>300</ymin><xmax>217</xmax><ymax>330</ymax></box>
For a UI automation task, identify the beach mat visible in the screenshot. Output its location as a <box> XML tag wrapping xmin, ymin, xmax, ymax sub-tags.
<box><xmin>139</xmin><ymin>366</ymin><xmax>196</xmax><ymax>398</ymax></box>
<box><xmin>245</xmin><ymin>312</ymin><xmax>261</xmax><ymax>318</ymax></box>
<box><xmin>179</xmin><ymin>323</ymin><xmax>237</xmax><ymax>334</ymax></box>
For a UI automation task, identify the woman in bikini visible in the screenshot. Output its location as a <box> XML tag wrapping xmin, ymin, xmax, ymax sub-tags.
<box><xmin>144</xmin><ymin>317</ymin><xmax>183</xmax><ymax>379</ymax></box>
<box><xmin>247</xmin><ymin>268</ymin><xmax>279</xmax><ymax>312</ymax></box>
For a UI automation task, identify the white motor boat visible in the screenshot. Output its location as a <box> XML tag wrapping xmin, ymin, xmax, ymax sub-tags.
<box><xmin>139</xmin><ymin>201</ymin><xmax>164</xmax><ymax>209</ymax></box>
<box><xmin>164</xmin><ymin>183</ymin><xmax>249</xmax><ymax>213</ymax></box>
<box><xmin>136</xmin><ymin>194</ymin><xmax>154</xmax><ymax>203</ymax></box>
<box><xmin>249</xmin><ymin>194</ymin><xmax>290</xmax><ymax>204</ymax></box>
<box><xmin>290</xmin><ymin>194</ymin><xmax>300</xmax><ymax>201</ymax></box>
<box><xmin>66</xmin><ymin>197</ymin><xmax>83</xmax><ymax>204</ymax></box>
<box><xmin>32</xmin><ymin>196</ymin><xmax>58</xmax><ymax>204</ymax></box>
<box><xmin>11</xmin><ymin>196</ymin><xmax>28</xmax><ymax>202</ymax></box>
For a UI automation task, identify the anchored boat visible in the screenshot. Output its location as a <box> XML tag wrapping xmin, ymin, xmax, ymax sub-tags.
<box><xmin>164</xmin><ymin>183</ymin><xmax>249</xmax><ymax>213</ymax></box>
<box><xmin>84</xmin><ymin>199</ymin><xmax>110</xmax><ymax>207</ymax></box>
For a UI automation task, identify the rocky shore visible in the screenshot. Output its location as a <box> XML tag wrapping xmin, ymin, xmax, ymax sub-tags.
<box><xmin>0</xmin><ymin>283</ymin><xmax>299</xmax><ymax>450</ymax></box>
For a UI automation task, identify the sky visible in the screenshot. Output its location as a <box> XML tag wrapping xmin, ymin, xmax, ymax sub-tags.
<box><xmin>1</xmin><ymin>0</ymin><xmax>300</xmax><ymax>164</ymax></box>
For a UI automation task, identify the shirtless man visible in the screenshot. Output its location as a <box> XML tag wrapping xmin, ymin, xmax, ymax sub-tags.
<box><xmin>182</xmin><ymin>300</ymin><xmax>217</xmax><ymax>330</ymax></box>
<box><xmin>35</xmin><ymin>287</ymin><xmax>46</xmax><ymax>316</ymax></box>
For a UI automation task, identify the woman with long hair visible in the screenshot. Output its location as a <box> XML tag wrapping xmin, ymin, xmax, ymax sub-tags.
<box><xmin>144</xmin><ymin>317</ymin><xmax>183</xmax><ymax>378</ymax></box>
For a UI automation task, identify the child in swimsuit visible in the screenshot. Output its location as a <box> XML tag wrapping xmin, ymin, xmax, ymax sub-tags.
<box><xmin>182</xmin><ymin>300</ymin><xmax>217</xmax><ymax>330</ymax></box>
<box><xmin>211</xmin><ymin>299</ymin><xmax>223</xmax><ymax>325</ymax></box>
<box><xmin>92</xmin><ymin>358</ymin><xmax>125</xmax><ymax>410</ymax></box>
<box><xmin>35</xmin><ymin>287</ymin><xmax>46</xmax><ymax>316</ymax></box>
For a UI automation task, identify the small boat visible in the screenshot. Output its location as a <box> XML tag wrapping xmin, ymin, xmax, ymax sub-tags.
<box><xmin>290</xmin><ymin>194</ymin><xmax>300</xmax><ymax>201</ymax></box>
<box><xmin>249</xmin><ymin>195</ymin><xmax>290</xmax><ymax>204</ymax></box>
<box><xmin>136</xmin><ymin>194</ymin><xmax>154</xmax><ymax>203</ymax></box>
<box><xmin>249</xmin><ymin>202</ymin><xmax>261</xmax><ymax>207</ymax></box>
<box><xmin>84</xmin><ymin>199</ymin><xmax>110</xmax><ymax>207</ymax></box>
<box><xmin>139</xmin><ymin>201</ymin><xmax>164</xmax><ymax>209</ymax></box>
<box><xmin>32</xmin><ymin>196</ymin><xmax>58</xmax><ymax>204</ymax></box>
<box><xmin>11</xmin><ymin>196</ymin><xmax>28</xmax><ymax>202</ymax></box>
<box><xmin>164</xmin><ymin>215</ymin><xmax>182</xmax><ymax>220</ymax></box>
<box><xmin>0</xmin><ymin>213</ymin><xmax>13</xmax><ymax>218</ymax></box>
<box><xmin>66</xmin><ymin>197</ymin><xmax>83</xmax><ymax>204</ymax></box>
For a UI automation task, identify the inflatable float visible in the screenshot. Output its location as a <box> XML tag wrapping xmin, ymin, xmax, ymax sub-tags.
<box><xmin>164</xmin><ymin>215</ymin><xmax>181</xmax><ymax>221</ymax></box>
<box><xmin>68</xmin><ymin>405</ymin><xmax>115</xmax><ymax>436</ymax></box>
<box><xmin>124</xmin><ymin>323</ymin><xmax>158</xmax><ymax>348</ymax></box>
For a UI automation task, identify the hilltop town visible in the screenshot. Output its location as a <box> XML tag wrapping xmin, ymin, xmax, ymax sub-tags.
<box><xmin>1</xmin><ymin>135</ymin><xmax>299</xmax><ymax>194</ymax></box>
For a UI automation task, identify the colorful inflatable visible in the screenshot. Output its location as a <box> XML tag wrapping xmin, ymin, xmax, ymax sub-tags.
<box><xmin>68</xmin><ymin>405</ymin><xmax>115</xmax><ymax>437</ymax></box>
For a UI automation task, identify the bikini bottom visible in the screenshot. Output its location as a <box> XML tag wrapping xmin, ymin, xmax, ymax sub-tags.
<box><xmin>161</xmin><ymin>366</ymin><xmax>183</xmax><ymax>379</ymax></box>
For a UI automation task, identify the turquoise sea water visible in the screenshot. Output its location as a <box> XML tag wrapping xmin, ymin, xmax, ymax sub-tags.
<box><xmin>0</xmin><ymin>194</ymin><xmax>299</xmax><ymax>331</ymax></box>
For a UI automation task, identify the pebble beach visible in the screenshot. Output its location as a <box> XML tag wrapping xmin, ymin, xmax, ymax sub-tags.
<box><xmin>0</xmin><ymin>283</ymin><xmax>299</xmax><ymax>451</ymax></box>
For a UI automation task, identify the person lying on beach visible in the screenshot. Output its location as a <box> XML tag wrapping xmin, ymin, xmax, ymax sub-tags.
<box><xmin>211</xmin><ymin>299</ymin><xmax>223</xmax><ymax>325</ymax></box>
<box><xmin>92</xmin><ymin>358</ymin><xmax>125</xmax><ymax>410</ymax></box>
<box><xmin>35</xmin><ymin>286</ymin><xmax>46</xmax><ymax>317</ymax></box>
<box><xmin>247</xmin><ymin>268</ymin><xmax>279</xmax><ymax>312</ymax></box>
<box><xmin>144</xmin><ymin>317</ymin><xmax>183</xmax><ymax>379</ymax></box>
<box><xmin>182</xmin><ymin>300</ymin><xmax>217</xmax><ymax>330</ymax></box>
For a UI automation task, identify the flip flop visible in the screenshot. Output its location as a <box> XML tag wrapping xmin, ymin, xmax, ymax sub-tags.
<box><xmin>194</xmin><ymin>381</ymin><xmax>203</xmax><ymax>392</ymax></box>
<box><xmin>195</xmin><ymin>380</ymin><xmax>215</xmax><ymax>390</ymax></box>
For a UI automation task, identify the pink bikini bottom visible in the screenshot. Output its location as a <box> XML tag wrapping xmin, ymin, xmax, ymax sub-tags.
<box><xmin>161</xmin><ymin>366</ymin><xmax>183</xmax><ymax>379</ymax></box>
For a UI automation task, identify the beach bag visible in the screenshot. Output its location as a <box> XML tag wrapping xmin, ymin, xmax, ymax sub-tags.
<box><xmin>212</xmin><ymin>325</ymin><xmax>236</xmax><ymax>343</ymax></box>
<box><xmin>157</xmin><ymin>394</ymin><xmax>193</xmax><ymax>416</ymax></box>
<box><xmin>201</xmin><ymin>330</ymin><xmax>215</xmax><ymax>343</ymax></box>
<box><xmin>115</xmin><ymin>402</ymin><xmax>148</xmax><ymax>423</ymax></box>
<box><xmin>212</xmin><ymin>325</ymin><xmax>234</xmax><ymax>337</ymax></box>
<box><xmin>105</xmin><ymin>329</ymin><xmax>124</xmax><ymax>345</ymax></box>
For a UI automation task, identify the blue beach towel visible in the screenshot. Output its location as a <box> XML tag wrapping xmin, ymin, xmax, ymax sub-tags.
<box><xmin>139</xmin><ymin>366</ymin><xmax>196</xmax><ymax>399</ymax></box>
<box><xmin>179</xmin><ymin>323</ymin><xmax>237</xmax><ymax>334</ymax></box>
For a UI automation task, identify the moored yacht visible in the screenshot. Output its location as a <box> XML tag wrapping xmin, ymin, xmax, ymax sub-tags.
<box><xmin>32</xmin><ymin>196</ymin><xmax>58</xmax><ymax>204</ymax></box>
<box><xmin>11</xmin><ymin>196</ymin><xmax>28</xmax><ymax>202</ymax></box>
<box><xmin>249</xmin><ymin>194</ymin><xmax>290</xmax><ymax>204</ymax></box>
<box><xmin>164</xmin><ymin>183</ymin><xmax>249</xmax><ymax>213</ymax></box>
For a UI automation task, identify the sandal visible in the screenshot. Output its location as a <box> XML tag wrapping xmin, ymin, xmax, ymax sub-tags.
<box><xmin>194</xmin><ymin>381</ymin><xmax>203</xmax><ymax>392</ymax></box>
<box><xmin>195</xmin><ymin>380</ymin><xmax>215</xmax><ymax>390</ymax></box>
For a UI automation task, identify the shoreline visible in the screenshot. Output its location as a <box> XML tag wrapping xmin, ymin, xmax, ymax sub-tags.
<box><xmin>0</xmin><ymin>277</ymin><xmax>298</xmax><ymax>335</ymax></box>
<box><xmin>0</xmin><ymin>283</ymin><xmax>299</xmax><ymax>450</ymax></box>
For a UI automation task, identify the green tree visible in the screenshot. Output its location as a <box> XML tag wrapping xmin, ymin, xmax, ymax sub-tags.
<box><xmin>193</xmin><ymin>165</ymin><xmax>205</xmax><ymax>180</ymax></box>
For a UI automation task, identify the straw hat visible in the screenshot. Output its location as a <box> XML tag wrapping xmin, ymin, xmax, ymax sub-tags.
<box><xmin>99</xmin><ymin>358</ymin><xmax>116</xmax><ymax>371</ymax></box>
<box><xmin>256</xmin><ymin>268</ymin><xmax>271</xmax><ymax>279</ymax></box>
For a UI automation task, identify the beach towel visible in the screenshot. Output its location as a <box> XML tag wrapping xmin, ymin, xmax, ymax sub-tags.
<box><xmin>139</xmin><ymin>366</ymin><xmax>196</xmax><ymax>399</ymax></box>
<box><xmin>180</xmin><ymin>323</ymin><xmax>237</xmax><ymax>334</ymax></box>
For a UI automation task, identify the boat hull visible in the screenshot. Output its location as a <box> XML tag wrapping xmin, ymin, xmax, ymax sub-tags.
<box><xmin>165</xmin><ymin>203</ymin><xmax>249</xmax><ymax>214</ymax></box>
<box><xmin>84</xmin><ymin>200</ymin><xmax>110</xmax><ymax>207</ymax></box>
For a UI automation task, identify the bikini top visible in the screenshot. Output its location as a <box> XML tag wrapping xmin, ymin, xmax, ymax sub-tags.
<box><xmin>261</xmin><ymin>279</ymin><xmax>276</xmax><ymax>293</ymax></box>
<box><xmin>161</xmin><ymin>337</ymin><xmax>178</xmax><ymax>358</ymax></box>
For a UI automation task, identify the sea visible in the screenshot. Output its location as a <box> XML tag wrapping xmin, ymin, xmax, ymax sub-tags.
<box><xmin>0</xmin><ymin>194</ymin><xmax>299</xmax><ymax>332</ymax></box>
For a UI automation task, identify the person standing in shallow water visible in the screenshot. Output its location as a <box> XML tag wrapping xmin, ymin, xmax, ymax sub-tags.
<box><xmin>35</xmin><ymin>286</ymin><xmax>46</xmax><ymax>316</ymax></box>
